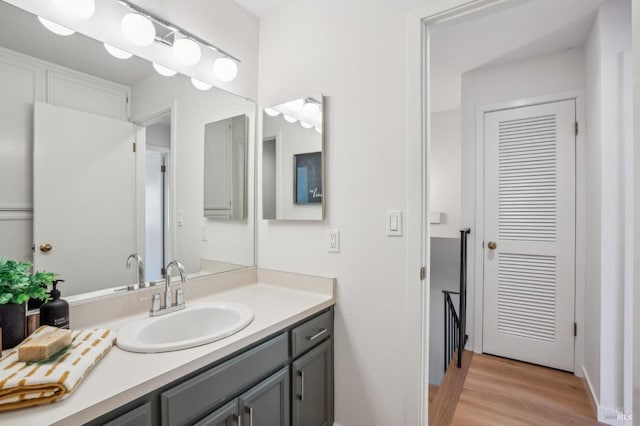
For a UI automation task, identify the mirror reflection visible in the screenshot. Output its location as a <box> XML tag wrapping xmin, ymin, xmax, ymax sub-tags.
<box><xmin>262</xmin><ymin>95</ymin><xmax>324</xmax><ymax>220</ymax></box>
<box><xmin>0</xmin><ymin>1</ymin><xmax>255</xmax><ymax>298</ymax></box>
<box><xmin>204</xmin><ymin>115</ymin><xmax>248</xmax><ymax>220</ymax></box>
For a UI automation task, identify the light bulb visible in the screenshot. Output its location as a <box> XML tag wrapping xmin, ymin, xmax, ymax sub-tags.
<box><xmin>303</xmin><ymin>102</ymin><xmax>320</xmax><ymax>118</ymax></box>
<box><xmin>264</xmin><ymin>108</ymin><xmax>280</xmax><ymax>117</ymax></box>
<box><xmin>121</xmin><ymin>13</ymin><xmax>155</xmax><ymax>47</ymax></box>
<box><xmin>191</xmin><ymin>78</ymin><xmax>212</xmax><ymax>91</ymax></box>
<box><xmin>153</xmin><ymin>63</ymin><xmax>177</xmax><ymax>77</ymax></box>
<box><xmin>213</xmin><ymin>58</ymin><xmax>238</xmax><ymax>82</ymax></box>
<box><xmin>300</xmin><ymin>121</ymin><xmax>313</xmax><ymax>129</ymax></box>
<box><xmin>315</xmin><ymin>126</ymin><xmax>322</xmax><ymax>134</ymax></box>
<box><xmin>284</xmin><ymin>115</ymin><xmax>297</xmax><ymax>123</ymax></box>
<box><xmin>286</xmin><ymin>99</ymin><xmax>304</xmax><ymax>111</ymax></box>
<box><xmin>104</xmin><ymin>43</ymin><xmax>132</xmax><ymax>59</ymax></box>
<box><xmin>173</xmin><ymin>38</ymin><xmax>201</xmax><ymax>66</ymax></box>
<box><xmin>53</xmin><ymin>0</ymin><xmax>95</xmax><ymax>20</ymax></box>
<box><xmin>38</xmin><ymin>17</ymin><xmax>75</xmax><ymax>36</ymax></box>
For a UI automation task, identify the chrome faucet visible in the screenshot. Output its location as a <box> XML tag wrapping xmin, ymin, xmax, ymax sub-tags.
<box><xmin>126</xmin><ymin>254</ymin><xmax>146</xmax><ymax>290</ymax></box>
<box><xmin>148</xmin><ymin>260</ymin><xmax>186</xmax><ymax>316</ymax></box>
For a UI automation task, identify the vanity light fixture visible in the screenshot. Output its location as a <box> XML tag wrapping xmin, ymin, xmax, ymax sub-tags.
<box><xmin>191</xmin><ymin>77</ymin><xmax>212</xmax><ymax>91</ymax></box>
<box><xmin>173</xmin><ymin>37</ymin><xmax>201</xmax><ymax>66</ymax></box>
<box><xmin>38</xmin><ymin>17</ymin><xmax>75</xmax><ymax>36</ymax></box>
<box><xmin>213</xmin><ymin>57</ymin><xmax>238</xmax><ymax>82</ymax></box>
<box><xmin>264</xmin><ymin>108</ymin><xmax>280</xmax><ymax>117</ymax></box>
<box><xmin>300</xmin><ymin>121</ymin><xmax>314</xmax><ymax>129</ymax></box>
<box><xmin>284</xmin><ymin>115</ymin><xmax>298</xmax><ymax>124</ymax></box>
<box><xmin>116</xmin><ymin>0</ymin><xmax>241</xmax><ymax>82</ymax></box>
<box><xmin>153</xmin><ymin>63</ymin><xmax>177</xmax><ymax>77</ymax></box>
<box><xmin>53</xmin><ymin>0</ymin><xmax>95</xmax><ymax>21</ymax></box>
<box><xmin>315</xmin><ymin>126</ymin><xmax>322</xmax><ymax>134</ymax></box>
<box><xmin>104</xmin><ymin>43</ymin><xmax>133</xmax><ymax>59</ymax></box>
<box><xmin>121</xmin><ymin>13</ymin><xmax>156</xmax><ymax>47</ymax></box>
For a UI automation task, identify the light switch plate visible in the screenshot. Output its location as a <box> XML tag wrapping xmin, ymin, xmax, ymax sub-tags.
<box><xmin>327</xmin><ymin>229</ymin><xmax>340</xmax><ymax>253</ymax></box>
<box><xmin>386</xmin><ymin>210</ymin><xmax>402</xmax><ymax>236</ymax></box>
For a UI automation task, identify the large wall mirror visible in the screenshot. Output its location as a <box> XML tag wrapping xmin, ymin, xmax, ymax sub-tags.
<box><xmin>262</xmin><ymin>95</ymin><xmax>324</xmax><ymax>220</ymax></box>
<box><xmin>0</xmin><ymin>0</ymin><xmax>255</xmax><ymax>298</ymax></box>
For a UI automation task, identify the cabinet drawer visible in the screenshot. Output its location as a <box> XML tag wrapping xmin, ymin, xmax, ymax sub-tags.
<box><xmin>291</xmin><ymin>310</ymin><xmax>332</xmax><ymax>358</ymax></box>
<box><xmin>161</xmin><ymin>333</ymin><xmax>288</xmax><ymax>426</ymax></box>
<box><xmin>101</xmin><ymin>402</ymin><xmax>151</xmax><ymax>426</ymax></box>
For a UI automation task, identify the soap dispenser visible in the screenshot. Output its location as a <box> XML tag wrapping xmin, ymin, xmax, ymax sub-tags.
<box><xmin>40</xmin><ymin>279</ymin><xmax>69</xmax><ymax>329</ymax></box>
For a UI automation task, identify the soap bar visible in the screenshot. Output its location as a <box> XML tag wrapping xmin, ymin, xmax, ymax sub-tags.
<box><xmin>18</xmin><ymin>329</ymin><xmax>72</xmax><ymax>362</ymax></box>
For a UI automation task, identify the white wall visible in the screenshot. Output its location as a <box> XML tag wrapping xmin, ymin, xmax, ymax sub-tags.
<box><xmin>430</xmin><ymin>108</ymin><xmax>461</xmax><ymax>238</ymax></box>
<box><xmin>633</xmin><ymin>0</ymin><xmax>640</xmax><ymax>419</ymax></box>
<box><xmin>131</xmin><ymin>73</ymin><xmax>255</xmax><ymax>275</ymax></box>
<box><xmin>257</xmin><ymin>0</ymin><xmax>428</xmax><ymax>424</ymax></box>
<box><xmin>583</xmin><ymin>0</ymin><xmax>631</xmax><ymax>421</ymax></box>
<box><xmin>262</xmin><ymin>114</ymin><xmax>322</xmax><ymax>220</ymax></box>
<box><xmin>461</xmin><ymin>47</ymin><xmax>586</xmax><ymax>355</ymax></box>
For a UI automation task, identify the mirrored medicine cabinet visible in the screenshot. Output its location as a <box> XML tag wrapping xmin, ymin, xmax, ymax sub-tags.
<box><xmin>262</xmin><ymin>94</ymin><xmax>325</xmax><ymax>221</ymax></box>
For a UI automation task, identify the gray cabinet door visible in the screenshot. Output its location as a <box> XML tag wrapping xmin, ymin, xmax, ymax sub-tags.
<box><xmin>194</xmin><ymin>400</ymin><xmax>238</xmax><ymax>426</ymax></box>
<box><xmin>239</xmin><ymin>367</ymin><xmax>289</xmax><ymax>426</ymax></box>
<box><xmin>292</xmin><ymin>340</ymin><xmax>333</xmax><ymax>426</ymax></box>
<box><xmin>101</xmin><ymin>402</ymin><xmax>152</xmax><ymax>426</ymax></box>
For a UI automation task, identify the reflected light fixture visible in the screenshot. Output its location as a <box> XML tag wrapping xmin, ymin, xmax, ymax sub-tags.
<box><xmin>191</xmin><ymin>78</ymin><xmax>212</xmax><ymax>91</ymax></box>
<box><xmin>286</xmin><ymin>99</ymin><xmax>304</xmax><ymax>111</ymax></box>
<box><xmin>153</xmin><ymin>63</ymin><xmax>177</xmax><ymax>77</ymax></box>
<box><xmin>38</xmin><ymin>17</ymin><xmax>75</xmax><ymax>36</ymax></box>
<box><xmin>303</xmin><ymin>101</ymin><xmax>320</xmax><ymax>118</ymax></box>
<box><xmin>315</xmin><ymin>126</ymin><xmax>322</xmax><ymax>134</ymax></box>
<box><xmin>173</xmin><ymin>37</ymin><xmax>201</xmax><ymax>66</ymax></box>
<box><xmin>300</xmin><ymin>121</ymin><xmax>313</xmax><ymax>129</ymax></box>
<box><xmin>121</xmin><ymin>13</ymin><xmax>155</xmax><ymax>47</ymax></box>
<box><xmin>213</xmin><ymin>57</ymin><xmax>238</xmax><ymax>82</ymax></box>
<box><xmin>104</xmin><ymin>43</ymin><xmax>133</xmax><ymax>59</ymax></box>
<box><xmin>264</xmin><ymin>108</ymin><xmax>280</xmax><ymax>117</ymax></box>
<box><xmin>53</xmin><ymin>0</ymin><xmax>95</xmax><ymax>20</ymax></box>
<box><xmin>284</xmin><ymin>115</ymin><xmax>297</xmax><ymax>123</ymax></box>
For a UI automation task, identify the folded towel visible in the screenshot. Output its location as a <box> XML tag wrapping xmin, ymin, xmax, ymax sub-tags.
<box><xmin>0</xmin><ymin>326</ymin><xmax>115</xmax><ymax>412</ymax></box>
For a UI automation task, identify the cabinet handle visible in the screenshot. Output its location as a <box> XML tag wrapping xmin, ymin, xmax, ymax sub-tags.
<box><xmin>245</xmin><ymin>406</ymin><xmax>254</xmax><ymax>426</ymax></box>
<box><xmin>234</xmin><ymin>413</ymin><xmax>242</xmax><ymax>426</ymax></box>
<box><xmin>306</xmin><ymin>328</ymin><xmax>328</xmax><ymax>341</ymax></box>
<box><xmin>298</xmin><ymin>371</ymin><xmax>305</xmax><ymax>401</ymax></box>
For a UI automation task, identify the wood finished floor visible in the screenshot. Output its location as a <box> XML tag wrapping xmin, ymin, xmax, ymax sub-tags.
<box><xmin>449</xmin><ymin>354</ymin><xmax>602</xmax><ymax>426</ymax></box>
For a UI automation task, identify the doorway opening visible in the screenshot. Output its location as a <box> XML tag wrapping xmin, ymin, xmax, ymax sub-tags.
<box><xmin>424</xmin><ymin>0</ymin><xmax>633</xmax><ymax>422</ymax></box>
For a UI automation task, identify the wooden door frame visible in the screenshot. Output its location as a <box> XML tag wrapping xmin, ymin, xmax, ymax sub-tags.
<box><xmin>472</xmin><ymin>90</ymin><xmax>586</xmax><ymax>375</ymax></box>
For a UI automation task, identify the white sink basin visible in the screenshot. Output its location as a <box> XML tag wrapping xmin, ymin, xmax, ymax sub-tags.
<box><xmin>116</xmin><ymin>302</ymin><xmax>254</xmax><ymax>353</ymax></box>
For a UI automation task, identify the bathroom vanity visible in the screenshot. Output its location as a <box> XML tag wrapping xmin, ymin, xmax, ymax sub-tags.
<box><xmin>0</xmin><ymin>268</ymin><xmax>335</xmax><ymax>426</ymax></box>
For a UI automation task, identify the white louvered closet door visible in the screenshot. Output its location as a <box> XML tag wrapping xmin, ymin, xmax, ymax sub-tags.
<box><xmin>482</xmin><ymin>100</ymin><xmax>575</xmax><ymax>372</ymax></box>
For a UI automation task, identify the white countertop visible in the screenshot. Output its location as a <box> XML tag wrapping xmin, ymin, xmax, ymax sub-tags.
<box><xmin>0</xmin><ymin>271</ymin><xmax>335</xmax><ymax>425</ymax></box>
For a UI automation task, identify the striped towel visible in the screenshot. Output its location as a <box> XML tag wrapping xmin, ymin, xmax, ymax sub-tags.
<box><xmin>0</xmin><ymin>326</ymin><xmax>115</xmax><ymax>412</ymax></box>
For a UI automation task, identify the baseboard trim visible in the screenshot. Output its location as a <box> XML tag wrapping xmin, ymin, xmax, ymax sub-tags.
<box><xmin>582</xmin><ymin>366</ymin><xmax>627</xmax><ymax>426</ymax></box>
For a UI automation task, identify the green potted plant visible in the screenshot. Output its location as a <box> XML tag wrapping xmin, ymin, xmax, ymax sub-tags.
<box><xmin>0</xmin><ymin>257</ymin><xmax>56</xmax><ymax>349</ymax></box>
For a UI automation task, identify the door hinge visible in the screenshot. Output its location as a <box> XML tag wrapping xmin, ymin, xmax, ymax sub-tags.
<box><xmin>132</xmin><ymin>142</ymin><xmax>136</xmax><ymax>153</ymax></box>
<box><xmin>161</xmin><ymin>165</ymin><xmax>166</xmax><ymax>173</ymax></box>
<box><xmin>420</xmin><ymin>267</ymin><xmax>426</xmax><ymax>280</ymax></box>
<box><xmin>575</xmin><ymin>121</ymin><xmax>578</xmax><ymax>136</ymax></box>
<box><xmin>574</xmin><ymin>322</ymin><xmax>577</xmax><ymax>337</ymax></box>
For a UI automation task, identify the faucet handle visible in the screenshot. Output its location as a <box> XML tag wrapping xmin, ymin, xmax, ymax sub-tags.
<box><xmin>150</xmin><ymin>293</ymin><xmax>161</xmax><ymax>314</ymax></box>
<box><xmin>176</xmin><ymin>288</ymin><xmax>185</xmax><ymax>306</ymax></box>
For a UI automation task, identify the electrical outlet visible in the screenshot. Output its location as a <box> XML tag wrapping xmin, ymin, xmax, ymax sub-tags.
<box><xmin>327</xmin><ymin>229</ymin><xmax>340</xmax><ymax>253</ymax></box>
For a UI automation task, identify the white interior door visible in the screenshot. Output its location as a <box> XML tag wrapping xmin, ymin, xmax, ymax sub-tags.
<box><xmin>482</xmin><ymin>99</ymin><xmax>575</xmax><ymax>371</ymax></box>
<box><xmin>33</xmin><ymin>101</ymin><xmax>136</xmax><ymax>296</ymax></box>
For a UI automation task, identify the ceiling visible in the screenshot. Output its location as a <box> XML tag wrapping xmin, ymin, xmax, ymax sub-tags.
<box><xmin>430</xmin><ymin>0</ymin><xmax>605</xmax><ymax>112</ymax></box>
<box><xmin>232</xmin><ymin>0</ymin><xmax>290</xmax><ymax>18</ymax></box>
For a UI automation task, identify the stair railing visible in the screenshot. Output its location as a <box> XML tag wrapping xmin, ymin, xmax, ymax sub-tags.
<box><xmin>442</xmin><ymin>228</ymin><xmax>471</xmax><ymax>373</ymax></box>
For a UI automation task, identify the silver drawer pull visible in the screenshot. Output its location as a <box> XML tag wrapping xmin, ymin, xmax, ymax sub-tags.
<box><xmin>306</xmin><ymin>328</ymin><xmax>328</xmax><ymax>341</ymax></box>
<box><xmin>245</xmin><ymin>406</ymin><xmax>254</xmax><ymax>426</ymax></box>
<box><xmin>299</xmin><ymin>370</ymin><xmax>305</xmax><ymax>401</ymax></box>
<box><xmin>234</xmin><ymin>413</ymin><xmax>242</xmax><ymax>426</ymax></box>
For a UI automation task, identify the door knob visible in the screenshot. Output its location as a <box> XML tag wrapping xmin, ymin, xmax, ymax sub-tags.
<box><xmin>39</xmin><ymin>243</ymin><xmax>52</xmax><ymax>253</ymax></box>
<box><xmin>487</xmin><ymin>241</ymin><xmax>497</xmax><ymax>250</ymax></box>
